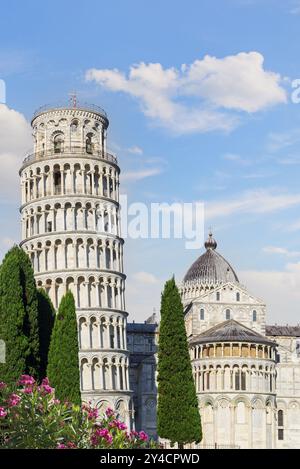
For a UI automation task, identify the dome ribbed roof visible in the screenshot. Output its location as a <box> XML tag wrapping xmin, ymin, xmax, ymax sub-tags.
<box><xmin>183</xmin><ymin>232</ymin><xmax>239</xmax><ymax>285</ymax></box>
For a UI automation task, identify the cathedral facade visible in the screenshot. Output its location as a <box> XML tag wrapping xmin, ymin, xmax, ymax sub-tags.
<box><xmin>19</xmin><ymin>101</ymin><xmax>300</xmax><ymax>448</ymax></box>
<box><xmin>131</xmin><ymin>233</ymin><xmax>300</xmax><ymax>448</ymax></box>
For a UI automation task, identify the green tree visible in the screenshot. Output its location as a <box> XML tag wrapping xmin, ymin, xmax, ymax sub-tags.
<box><xmin>47</xmin><ymin>291</ymin><xmax>81</xmax><ymax>405</ymax></box>
<box><xmin>18</xmin><ymin>247</ymin><xmax>40</xmax><ymax>377</ymax></box>
<box><xmin>0</xmin><ymin>246</ymin><xmax>40</xmax><ymax>384</ymax></box>
<box><xmin>37</xmin><ymin>289</ymin><xmax>55</xmax><ymax>380</ymax></box>
<box><xmin>157</xmin><ymin>277</ymin><xmax>202</xmax><ymax>447</ymax></box>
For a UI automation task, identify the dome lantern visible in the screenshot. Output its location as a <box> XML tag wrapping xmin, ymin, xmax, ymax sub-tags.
<box><xmin>183</xmin><ymin>232</ymin><xmax>239</xmax><ymax>285</ymax></box>
<box><xmin>204</xmin><ymin>231</ymin><xmax>217</xmax><ymax>251</ymax></box>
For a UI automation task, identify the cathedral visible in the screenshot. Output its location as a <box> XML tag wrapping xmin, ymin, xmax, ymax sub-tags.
<box><xmin>128</xmin><ymin>232</ymin><xmax>300</xmax><ymax>448</ymax></box>
<box><xmin>19</xmin><ymin>101</ymin><xmax>300</xmax><ymax>449</ymax></box>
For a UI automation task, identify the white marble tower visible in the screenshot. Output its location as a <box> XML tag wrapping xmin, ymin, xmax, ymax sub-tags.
<box><xmin>19</xmin><ymin>100</ymin><xmax>133</xmax><ymax>426</ymax></box>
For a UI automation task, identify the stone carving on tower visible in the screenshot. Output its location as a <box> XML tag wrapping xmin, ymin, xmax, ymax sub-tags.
<box><xmin>19</xmin><ymin>100</ymin><xmax>134</xmax><ymax>427</ymax></box>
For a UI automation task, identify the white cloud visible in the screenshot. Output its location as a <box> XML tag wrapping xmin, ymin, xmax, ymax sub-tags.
<box><xmin>267</xmin><ymin>128</ymin><xmax>300</xmax><ymax>152</ymax></box>
<box><xmin>286</xmin><ymin>219</ymin><xmax>300</xmax><ymax>232</ymax></box>
<box><xmin>86</xmin><ymin>52</ymin><xmax>286</xmax><ymax>134</ymax></box>
<box><xmin>122</xmin><ymin>167</ymin><xmax>162</xmax><ymax>182</ymax></box>
<box><xmin>276</xmin><ymin>154</ymin><xmax>300</xmax><ymax>165</ymax></box>
<box><xmin>263</xmin><ymin>246</ymin><xmax>300</xmax><ymax>257</ymax></box>
<box><xmin>182</xmin><ymin>52</ymin><xmax>286</xmax><ymax>112</ymax></box>
<box><xmin>144</xmin><ymin>157</ymin><xmax>168</xmax><ymax>166</ymax></box>
<box><xmin>243</xmin><ymin>171</ymin><xmax>274</xmax><ymax>179</ymax></box>
<box><xmin>222</xmin><ymin>153</ymin><xmax>250</xmax><ymax>165</ymax></box>
<box><xmin>241</xmin><ymin>264</ymin><xmax>300</xmax><ymax>324</ymax></box>
<box><xmin>132</xmin><ymin>271</ymin><xmax>159</xmax><ymax>284</ymax></box>
<box><xmin>1</xmin><ymin>237</ymin><xmax>15</xmax><ymax>248</ymax></box>
<box><xmin>127</xmin><ymin>146</ymin><xmax>143</xmax><ymax>155</ymax></box>
<box><xmin>290</xmin><ymin>0</ymin><xmax>300</xmax><ymax>14</ymax></box>
<box><xmin>206</xmin><ymin>189</ymin><xmax>300</xmax><ymax>220</ymax></box>
<box><xmin>126</xmin><ymin>272</ymin><xmax>162</xmax><ymax>321</ymax></box>
<box><xmin>0</xmin><ymin>104</ymin><xmax>32</xmax><ymax>201</ymax></box>
<box><xmin>109</xmin><ymin>142</ymin><xmax>143</xmax><ymax>156</ymax></box>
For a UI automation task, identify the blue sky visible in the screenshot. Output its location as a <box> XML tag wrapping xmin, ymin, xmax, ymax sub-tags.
<box><xmin>1</xmin><ymin>0</ymin><xmax>300</xmax><ymax>323</ymax></box>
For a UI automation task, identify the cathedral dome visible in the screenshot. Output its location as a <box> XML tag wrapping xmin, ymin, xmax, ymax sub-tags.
<box><xmin>183</xmin><ymin>232</ymin><xmax>239</xmax><ymax>285</ymax></box>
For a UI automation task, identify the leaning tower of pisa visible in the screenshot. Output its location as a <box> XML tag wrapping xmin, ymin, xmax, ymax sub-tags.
<box><xmin>19</xmin><ymin>100</ymin><xmax>134</xmax><ymax>427</ymax></box>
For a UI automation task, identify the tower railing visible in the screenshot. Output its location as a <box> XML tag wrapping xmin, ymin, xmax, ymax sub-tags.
<box><xmin>21</xmin><ymin>146</ymin><xmax>118</xmax><ymax>166</ymax></box>
<box><xmin>32</xmin><ymin>102</ymin><xmax>107</xmax><ymax>119</ymax></box>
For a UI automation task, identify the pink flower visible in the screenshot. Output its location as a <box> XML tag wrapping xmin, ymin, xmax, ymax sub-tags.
<box><xmin>0</xmin><ymin>407</ymin><xmax>7</xmax><ymax>418</ymax></box>
<box><xmin>67</xmin><ymin>441</ymin><xmax>77</xmax><ymax>448</ymax></box>
<box><xmin>95</xmin><ymin>428</ymin><xmax>109</xmax><ymax>438</ymax></box>
<box><xmin>42</xmin><ymin>384</ymin><xmax>54</xmax><ymax>394</ymax></box>
<box><xmin>108</xmin><ymin>419</ymin><xmax>126</xmax><ymax>430</ymax></box>
<box><xmin>0</xmin><ymin>382</ymin><xmax>6</xmax><ymax>390</ymax></box>
<box><xmin>93</xmin><ymin>427</ymin><xmax>113</xmax><ymax>444</ymax></box>
<box><xmin>57</xmin><ymin>443</ymin><xmax>67</xmax><ymax>449</ymax></box>
<box><xmin>18</xmin><ymin>375</ymin><xmax>35</xmax><ymax>386</ymax></box>
<box><xmin>91</xmin><ymin>427</ymin><xmax>113</xmax><ymax>446</ymax></box>
<box><xmin>116</xmin><ymin>421</ymin><xmax>127</xmax><ymax>430</ymax></box>
<box><xmin>23</xmin><ymin>386</ymin><xmax>33</xmax><ymax>394</ymax></box>
<box><xmin>90</xmin><ymin>434</ymin><xmax>98</xmax><ymax>446</ymax></box>
<box><xmin>139</xmin><ymin>431</ymin><xmax>148</xmax><ymax>441</ymax></box>
<box><xmin>105</xmin><ymin>407</ymin><xmax>114</xmax><ymax>417</ymax></box>
<box><xmin>41</xmin><ymin>377</ymin><xmax>50</xmax><ymax>386</ymax></box>
<box><xmin>88</xmin><ymin>408</ymin><xmax>98</xmax><ymax>420</ymax></box>
<box><xmin>53</xmin><ymin>399</ymin><xmax>60</xmax><ymax>405</ymax></box>
<box><xmin>7</xmin><ymin>393</ymin><xmax>21</xmax><ymax>407</ymax></box>
<box><xmin>39</xmin><ymin>380</ymin><xmax>54</xmax><ymax>395</ymax></box>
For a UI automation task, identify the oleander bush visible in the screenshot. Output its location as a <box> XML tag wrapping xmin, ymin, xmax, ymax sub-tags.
<box><xmin>0</xmin><ymin>375</ymin><xmax>156</xmax><ymax>449</ymax></box>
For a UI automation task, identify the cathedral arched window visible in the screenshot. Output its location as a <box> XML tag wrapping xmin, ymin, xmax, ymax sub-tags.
<box><xmin>236</xmin><ymin>402</ymin><xmax>246</xmax><ymax>424</ymax></box>
<box><xmin>234</xmin><ymin>368</ymin><xmax>240</xmax><ymax>390</ymax></box>
<box><xmin>241</xmin><ymin>371</ymin><xmax>246</xmax><ymax>390</ymax></box>
<box><xmin>200</xmin><ymin>308</ymin><xmax>205</xmax><ymax>320</ymax></box>
<box><xmin>278</xmin><ymin>410</ymin><xmax>284</xmax><ymax>440</ymax></box>
<box><xmin>252</xmin><ymin>310</ymin><xmax>257</xmax><ymax>322</ymax></box>
<box><xmin>216</xmin><ymin>292</ymin><xmax>220</xmax><ymax>301</ymax></box>
<box><xmin>225</xmin><ymin>309</ymin><xmax>231</xmax><ymax>320</ymax></box>
<box><xmin>206</xmin><ymin>372</ymin><xmax>210</xmax><ymax>390</ymax></box>
<box><xmin>236</xmin><ymin>292</ymin><xmax>240</xmax><ymax>302</ymax></box>
<box><xmin>278</xmin><ymin>410</ymin><xmax>284</xmax><ymax>427</ymax></box>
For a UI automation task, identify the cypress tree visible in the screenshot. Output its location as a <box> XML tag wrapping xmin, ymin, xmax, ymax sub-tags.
<box><xmin>37</xmin><ymin>289</ymin><xmax>55</xmax><ymax>380</ymax></box>
<box><xmin>17</xmin><ymin>247</ymin><xmax>40</xmax><ymax>378</ymax></box>
<box><xmin>0</xmin><ymin>246</ymin><xmax>40</xmax><ymax>384</ymax></box>
<box><xmin>157</xmin><ymin>277</ymin><xmax>202</xmax><ymax>447</ymax></box>
<box><xmin>47</xmin><ymin>291</ymin><xmax>81</xmax><ymax>405</ymax></box>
